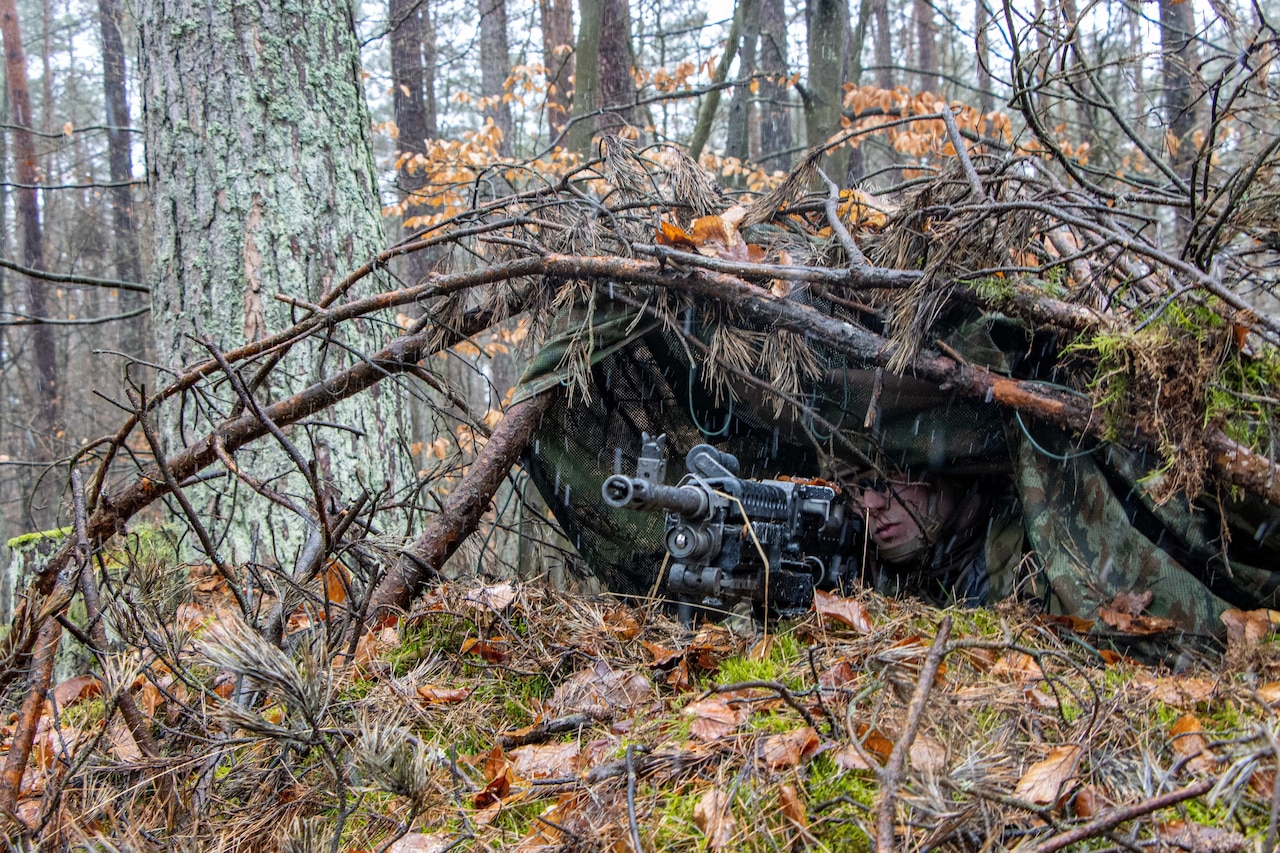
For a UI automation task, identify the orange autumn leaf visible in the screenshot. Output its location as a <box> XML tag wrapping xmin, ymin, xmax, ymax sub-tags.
<box><xmin>685</xmin><ymin>697</ymin><xmax>749</xmax><ymax>741</ymax></box>
<box><xmin>1220</xmin><ymin>608</ymin><xmax>1276</xmax><ymax>649</ymax></box>
<box><xmin>461</xmin><ymin>636</ymin><xmax>509</xmax><ymax>663</ymax></box>
<box><xmin>322</xmin><ymin>559</ymin><xmax>349</xmax><ymax>605</ymax></box>
<box><xmin>1170</xmin><ymin>714</ymin><xmax>1216</xmax><ymax>774</ymax></box>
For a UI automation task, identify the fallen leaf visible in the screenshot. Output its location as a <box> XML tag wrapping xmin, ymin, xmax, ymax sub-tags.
<box><xmin>1258</xmin><ymin>682</ymin><xmax>1280</xmax><ymax>705</ymax></box>
<box><xmin>991</xmin><ymin>652</ymin><xmax>1043</xmax><ymax>683</ymax></box>
<box><xmin>1099</xmin><ymin>590</ymin><xmax>1176</xmax><ymax>634</ymax></box>
<box><xmin>463</xmin><ymin>582</ymin><xmax>516</xmax><ymax>613</ymax></box>
<box><xmin>1155</xmin><ymin>820</ymin><xmax>1248</xmax><ymax>852</ymax></box>
<box><xmin>666</xmin><ymin>658</ymin><xmax>692</xmax><ymax>691</ymax></box>
<box><xmin>549</xmin><ymin>660</ymin><xmax>654</xmax><ymax>718</ymax></box>
<box><xmin>416</xmin><ymin>684</ymin><xmax>470</xmax><ymax>705</ymax></box>
<box><xmin>693</xmin><ymin>788</ymin><xmax>737</xmax><ymax>850</ymax></box>
<box><xmin>778</xmin><ymin>783</ymin><xmax>810</xmax><ymax>832</ymax></box>
<box><xmin>1170</xmin><ymin>714</ymin><xmax>1216</xmax><ymax>775</ymax></box>
<box><xmin>508</xmin><ymin>741</ymin><xmax>580</xmax><ymax>779</ymax></box>
<box><xmin>813</xmin><ymin>589</ymin><xmax>873</xmax><ymax>632</ymax></box>
<box><xmin>831</xmin><ymin>724</ymin><xmax>895</xmax><ymax>770</ymax></box>
<box><xmin>107</xmin><ymin>721</ymin><xmax>142</xmax><ymax>762</ymax></box>
<box><xmin>656</xmin><ymin>218</ymin><xmax>697</xmax><ymax>251</ymax></box>
<box><xmin>1130</xmin><ymin>675</ymin><xmax>1216</xmax><ymax>707</ymax></box>
<box><xmin>685</xmin><ymin>698</ymin><xmax>749</xmax><ymax>741</ymax></box>
<box><xmin>748</xmin><ymin>634</ymin><xmax>774</xmax><ymax>661</ymax></box>
<box><xmin>603</xmin><ymin>608</ymin><xmax>640</xmax><ymax>639</ymax></box>
<box><xmin>461</xmin><ymin>636</ymin><xmax>509</xmax><ymax>663</ymax></box>
<box><xmin>1040</xmin><ymin>613</ymin><xmax>1096</xmax><ymax>633</ymax></box>
<box><xmin>1221</xmin><ymin>608</ymin><xmax>1274</xmax><ymax>648</ymax></box>
<box><xmin>322</xmin><ymin>559</ymin><xmax>349</xmax><ymax>605</ymax></box>
<box><xmin>386</xmin><ymin>833</ymin><xmax>456</xmax><ymax>853</ymax></box>
<box><xmin>1072</xmin><ymin>785</ymin><xmax>1112</xmax><ymax>818</ymax></box>
<box><xmin>760</xmin><ymin>726</ymin><xmax>820</xmax><ymax>770</ymax></box>
<box><xmin>1013</xmin><ymin>745</ymin><xmax>1082</xmax><ymax>806</ymax></box>
<box><xmin>687</xmin><ymin>624</ymin><xmax>738</xmax><ymax>670</ymax></box>
<box><xmin>819</xmin><ymin>659</ymin><xmax>857</xmax><ymax>689</ymax></box>
<box><xmin>643</xmin><ymin>640</ymin><xmax>683</xmax><ymax>668</ymax></box>
<box><xmin>51</xmin><ymin>675</ymin><xmax>102</xmax><ymax>710</ymax></box>
<box><xmin>909</xmin><ymin>734</ymin><xmax>948</xmax><ymax>775</ymax></box>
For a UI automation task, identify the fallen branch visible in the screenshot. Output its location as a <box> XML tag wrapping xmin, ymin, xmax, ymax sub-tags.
<box><xmin>1022</xmin><ymin>778</ymin><xmax>1215</xmax><ymax>853</ymax></box>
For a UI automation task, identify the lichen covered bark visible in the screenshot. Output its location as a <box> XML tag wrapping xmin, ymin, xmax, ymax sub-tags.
<box><xmin>140</xmin><ymin>0</ymin><xmax>410</xmax><ymax>561</ymax></box>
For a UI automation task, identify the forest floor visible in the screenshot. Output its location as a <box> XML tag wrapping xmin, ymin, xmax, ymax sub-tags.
<box><xmin>7</xmin><ymin>569</ymin><xmax>1280</xmax><ymax>852</ymax></box>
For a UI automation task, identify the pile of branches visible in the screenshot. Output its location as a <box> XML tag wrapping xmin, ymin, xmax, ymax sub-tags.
<box><xmin>4</xmin><ymin>83</ymin><xmax>1280</xmax><ymax>839</ymax></box>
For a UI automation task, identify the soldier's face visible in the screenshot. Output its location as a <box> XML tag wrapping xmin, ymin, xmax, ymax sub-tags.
<box><xmin>856</xmin><ymin>482</ymin><xmax>932</xmax><ymax>551</ymax></box>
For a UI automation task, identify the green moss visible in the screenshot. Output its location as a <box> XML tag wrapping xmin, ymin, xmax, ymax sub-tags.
<box><xmin>717</xmin><ymin>630</ymin><xmax>804</xmax><ymax>687</ymax></box>
<box><xmin>970</xmin><ymin>276</ymin><xmax>1016</xmax><ymax>306</ymax></box>
<box><xmin>6</xmin><ymin>527</ymin><xmax>70</xmax><ymax>549</ymax></box>
<box><xmin>804</xmin><ymin>753</ymin><xmax>875</xmax><ymax>851</ymax></box>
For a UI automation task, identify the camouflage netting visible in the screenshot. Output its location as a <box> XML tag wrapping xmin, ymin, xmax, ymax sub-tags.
<box><xmin>516</xmin><ymin>282</ymin><xmax>1280</xmax><ymax>640</ymax></box>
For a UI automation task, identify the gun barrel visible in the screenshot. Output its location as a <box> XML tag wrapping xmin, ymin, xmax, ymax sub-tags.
<box><xmin>602</xmin><ymin>476</ymin><xmax>710</xmax><ymax>518</ymax></box>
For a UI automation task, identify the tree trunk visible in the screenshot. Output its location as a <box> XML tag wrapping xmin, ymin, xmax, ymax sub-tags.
<box><xmin>139</xmin><ymin>0</ymin><xmax>411</xmax><ymax>563</ymax></box>
<box><xmin>758</xmin><ymin>0</ymin><xmax>790</xmax><ymax>171</ymax></box>
<box><xmin>598</xmin><ymin>0</ymin><xmax>634</xmax><ymax>133</ymax></box>
<box><xmin>390</xmin><ymin>0</ymin><xmax>433</xmax><ymax>285</ymax></box>
<box><xmin>913</xmin><ymin>0</ymin><xmax>937</xmax><ymax>94</ymax></box>
<box><xmin>567</xmin><ymin>0</ymin><xmax>601</xmax><ymax>154</ymax></box>
<box><xmin>1158</xmin><ymin>0</ymin><xmax>1198</xmax><ymax>181</ymax></box>
<box><xmin>725</xmin><ymin>0</ymin><xmax>760</xmax><ymax>168</ymax></box>
<box><xmin>98</xmin><ymin>0</ymin><xmax>146</xmax><ymax>358</ymax></box>
<box><xmin>479</xmin><ymin>0</ymin><xmax>513</xmax><ymax>156</ymax></box>
<box><xmin>806</xmin><ymin>0</ymin><xmax>850</xmax><ymax>181</ymax></box>
<box><xmin>539</xmin><ymin>0</ymin><xmax>574</xmax><ymax>139</ymax></box>
<box><xmin>422</xmin><ymin>4</ymin><xmax>438</xmax><ymax>139</ymax></box>
<box><xmin>0</xmin><ymin>0</ymin><xmax>58</xmax><ymax>444</ymax></box>
<box><xmin>975</xmin><ymin>0</ymin><xmax>993</xmax><ymax>117</ymax></box>
<box><xmin>688</xmin><ymin>2</ymin><xmax>743</xmax><ymax>162</ymax></box>
<box><xmin>871</xmin><ymin>0</ymin><xmax>891</xmax><ymax>90</ymax></box>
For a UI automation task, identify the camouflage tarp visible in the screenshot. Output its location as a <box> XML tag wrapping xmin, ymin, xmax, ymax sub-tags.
<box><xmin>516</xmin><ymin>285</ymin><xmax>1280</xmax><ymax>639</ymax></box>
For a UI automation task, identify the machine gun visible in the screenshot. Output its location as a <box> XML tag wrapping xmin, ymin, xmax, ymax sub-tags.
<box><xmin>602</xmin><ymin>434</ymin><xmax>863</xmax><ymax>618</ymax></box>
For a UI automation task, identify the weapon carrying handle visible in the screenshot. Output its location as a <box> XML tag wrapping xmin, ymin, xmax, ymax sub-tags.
<box><xmin>686</xmin><ymin>444</ymin><xmax>740</xmax><ymax>478</ymax></box>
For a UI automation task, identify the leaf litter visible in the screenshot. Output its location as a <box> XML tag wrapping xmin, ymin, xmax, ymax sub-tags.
<box><xmin>12</xmin><ymin>578</ymin><xmax>1280</xmax><ymax>851</ymax></box>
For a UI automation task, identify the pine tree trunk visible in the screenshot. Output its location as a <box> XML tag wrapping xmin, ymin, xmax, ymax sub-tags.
<box><xmin>725</xmin><ymin>0</ymin><xmax>760</xmax><ymax>168</ymax></box>
<box><xmin>597</xmin><ymin>0</ymin><xmax>634</xmax><ymax>133</ymax></box>
<box><xmin>139</xmin><ymin>0</ymin><xmax>411</xmax><ymax>563</ymax></box>
<box><xmin>758</xmin><ymin>0</ymin><xmax>791</xmax><ymax>171</ymax></box>
<box><xmin>1158</xmin><ymin>0</ymin><xmax>1197</xmax><ymax>181</ymax></box>
<box><xmin>913</xmin><ymin>0</ymin><xmax>936</xmax><ymax>94</ymax></box>
<box><xmin>390</xmin><ymin>0</ymin><xmax>433</xmax><ymax>285</ymax></box>
<box><xmin>806</xmin><ymin>0</ymin><xmax>849</xmax><ymax>180</ymax></box>
<box><xmin>539</xmin><ymin>0</ymin><xmax>574</xmax><ymax>139</ymax></box>
<box><xmin>871</xmin><ymin>0</ymin><xmax>891</xmax><ymax>90</ymax></box>
<box><xmin>568</xmin><ymin>0</ymin><xmax>601</xmax><ymax>154</ymax></box>
<box><xmin>0</xmin><ymin>0</ymin><xmax>58</xmax><ymax>444</ymax></box>
<box><xmin>98</xmin><ymin>0</ymin><xmax>146</xmax><ymax>358</ymax></box>
<box><xmin>975</xmin><ymin>0</ymin><xmax>993</xmax><ymax>117</ymax></box>
<box><xmin>479</xmin><ymin>0</ymin><xmax>513</xmax><ymax>155</ymax></box>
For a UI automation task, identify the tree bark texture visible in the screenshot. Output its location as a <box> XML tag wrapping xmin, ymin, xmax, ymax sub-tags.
<box><xmin>98</xmin><ymin>0</ymin><xmax>147</xmax><ymax>357</ymax></box>
<box><xmin>139</xmin><ymin>0</ymin><xmax>412</xmax><ymax>563</ymax></box>
<box><xmin>568</xmin><ymin>0</ymin><xmax>601</xmax><ymax>154</ymax></box>
<box><xmin>597</xmin><ymin>0</ymin><xmax>634</xmax><ymax>132</ymax></box>
<box><xmin>1157</xmin><ymin>0</ymin><xmax>1198</xmax><ymax>179</ymax></box>
<box><xmin>688</xmin><ymin>2</ymin><xmax>742</xmax><ymax>162</ymax></box>
<box><xmin>758</xmin><ymin>0</ymin><xmax>791</xmax><ymax>171</ymax></box>
<box><xmin>871</xmin><ymin>0</ymin><xmax>891</xmax><ymax>90</ymax></box>
<box><xmin>913</xmin><ymin>0</ymin><xmax>937</xmax><ymax>93</ymax></box>
<box><xmin>725</xmin><ymin>0</ymin><xmax>760</xmax><ymax>167</ymax></box>
<box><xmin>975</xmin><ymin>0</ymin><xmax>993</xmax><ymax>117</ymax></box>
<box><xmin>479</xmin><ymin>0</ymin><xmax>513</xmax><ymax>155</ymax></box>
<box><xmin>806</xmin><ymin>0</ymin><xmax>850</xmax><ymax>181</ymax></box>
<box><xmin>539</xmin><ymin>0</ymin><xmax>574</xmax><ymax>138</ymax></box>
<box><xmin>390</xmin><ymin>0</ymin><xmax>433</xmax><ymax>285</ymax></box>
<box><xmin>0</xmin><ymin>0</ymin><xmax>58</xmax><ymax>439</ymax></box>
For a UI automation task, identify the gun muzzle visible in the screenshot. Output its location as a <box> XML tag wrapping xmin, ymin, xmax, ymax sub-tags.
<box><xmin>601</xmin><ymin>476</ymin><xmax>710</xmax><ymax>518</ymax></box>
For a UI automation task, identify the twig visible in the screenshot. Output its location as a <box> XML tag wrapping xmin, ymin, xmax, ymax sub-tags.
<box><xmin>127</xmin><ymin>388</ymin><xmax>252</xmax><ymax>619</ymax></box>
<box><xmin>817</xmin><ymin>168</ymin><xmax>869</xmax><ymax>267</ymax></box>
<box><xmin>875</xmin><ymin>615</ymin><xmax>952</xmax><ymax>853</ymax></box>
<box><xmin>705</xmin><ymin>680</ymin><xmax>821</xmax><ymax>733</ymax></box>
<box><xmin>1021</xmin><ymin>779</ymin><xmax>1214</xmax><ymax>853</ymax></box>
<box><xmin>939</xmin><ymin>106</ymin><xmax>987</xmax><ymax>200</ymax></box>
<box><xmin>863</xmin><ymin>367</ymin><xmax>883</xmax><ymax>430</ymax></box>
<box><xmin>626</xmin><ymin>744</ymin><xmax>644</xmax><ymax>853</ymax></box>
<box><xmin>499</xmin><ymin>713</ymin><xmax>597</xmax><ymax>749</ymax></box>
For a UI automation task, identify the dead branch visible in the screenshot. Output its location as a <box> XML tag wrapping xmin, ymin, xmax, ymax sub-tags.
<box><xmin>1022</xmin><ymin>779</ymin><xmax>1215</xmax><ymax>853</ymax></box>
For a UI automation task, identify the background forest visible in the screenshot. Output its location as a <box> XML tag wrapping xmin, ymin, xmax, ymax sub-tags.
<box><xmin>1</xmin><ymin>0</ymin><xmax>1279</xmax><ymax>848</ymax></box>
